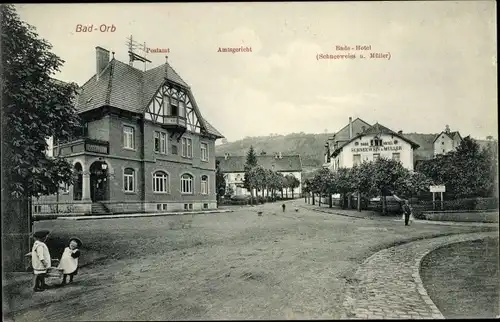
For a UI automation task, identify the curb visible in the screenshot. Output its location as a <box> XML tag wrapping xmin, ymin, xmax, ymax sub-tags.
<box><xmin>299</xmin><ymin>205</ymin><xmax>382</xmax><ymax>220</ymax></box>
<box><xmin>412</xmin><ymin>233</ymin><xmax>499</xmax><ymax>320</ymax></box>
<box><xmin>341</xmin><ymin>231</ymin><xmax>497</xmax><ymax>319</ymax></box>
<box><xmin>57</xmin><ymin>209</ymin><xmax>235</xmax><ymax>220</ymax></box>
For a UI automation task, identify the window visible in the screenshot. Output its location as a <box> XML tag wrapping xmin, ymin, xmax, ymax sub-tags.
<box><xmin>170</xmin><ymin>101</ymin><xmax>178</xmax><ymax>116</ymax></box>
<box><xmin>181</xmin><ymin>137</ymin><xmax>193</xmax><ymax>158</ymax></box>
<box><xmin>203</xmin><ymin>203</ymin><xmax>208</xmax><ymax>209</ymax></box>
<box><xmin>181</xmin><ymin>173</ymin><xmax>193</xmax><ymax>194</ymax></box>
<box><xmin>34</xmin><ymin>205</ymin><xmax>42</xmax><ymax>213</ymax></box>
<box><xmin>392</xmin><ymin>153</ymin><xmax>401</xmax><ymax>162</ymax></box>
<box><xmin>154</xmin><ymin>131</ymin><xmax>167</xmax><ymax>154</ymax></box>
<box><xmin>179</xmin><ymin>101</ymin><xmax>186</xmax><ymax>118</ymax></box>
<box><xmin>189</xmin><ymin>204</ymin><xmax>193</xmax><ymax>210</ymax></box>
<box><xmin>123</xmin><ymin>126</ymin><xmax>135</xmax><ymax>149</ymax></box>
<box><xmin>353</xmin><ymin>154</ymin><xmax>361</xmax><ymax>166</ymax></box>
<box><xmin>200</xmin><ymin>142</ymin><xmax>208</xmax><ymax>161</ymax></box>
<box><xmin>162</xmin><ymin>204</ymin><xmax>168</xmax><ymax>211</ymax></box>
<box><xmin>441</xmin><ymin>141</ymin><xmax>444</xmax><ymax>145</ymax></box>
<box><xmin>153</xmin><ymin>171</ymin><xmax>169</xmax><ymax>193</ymax></box>
<box><xmin>124</xmin><ymin>168</ymin><xmax>135</xmax><ymax>192</ymax></box>
<box><xmin>157</xmin><ymin>204</ymin><xmax>162</xmax><ymax>211</ymax></box>
<box><xmin>373</xmin><ymin>154</ymin><xmax>380</xmax><ymax>161</ymax></box>
<box><xmin>201</xmin><ymin>175</ymin><xmax>209</xmax><ymax>194</ymax></box>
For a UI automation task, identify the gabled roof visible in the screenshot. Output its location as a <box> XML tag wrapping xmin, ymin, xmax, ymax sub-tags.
<box><xmin>74</xmin><ymin>57</ymin><xmax>223</xmax><ymax>138</ymax></box>
<box><xmin>330</xmin><ymin>122</ymin><xmax>420</xmax><ymax>157</ymax></box>
<box><xmin>216</xmin><ymin>154</ymin><xmax>303</xmax><ymax>173</ymax></box>
<box><xmin>329</xmin><ymin>117</ymin><xmax>371</xmax><ymax>141</ymax></box>
<box><xmin>433</xmin><ymin>131</ymin><xmax>462</xmax><ymax>143</ymax></box>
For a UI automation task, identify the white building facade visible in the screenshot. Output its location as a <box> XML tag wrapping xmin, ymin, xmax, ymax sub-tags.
<box><xmin>327</xmin><ymin>122</ymin><xmax>419</xmax><ymax>172</ymax></box>
<box><xmin>433</xmin><ymin>129</ymin><xmax>462</xmax><ymax>157</ymax></box>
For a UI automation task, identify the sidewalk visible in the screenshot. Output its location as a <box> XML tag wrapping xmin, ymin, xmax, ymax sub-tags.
<box><xmin>299</xmin><ymin>202</ymin><xmax>394</xmax><ymax>220</ymax></box>
<box><xmin>341</xmin><ymin>231</ymin><xmax>498</xmax><ymax>319</ymax></box>
<box><xmin>57</xmin><ymin>208</ymin><xmax>235</xmax><ymax>221</ymax></box>
<box><xmin>302</xmin><ymin>202</ymin><xmax>500</xmax><ymax>227</ymax></box>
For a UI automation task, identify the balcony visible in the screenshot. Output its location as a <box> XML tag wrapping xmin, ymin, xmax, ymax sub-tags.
<box><xmin>161</xmin><ymin>116</ymin><xmax>187</xmax><ymax>130</ymax></box>
<box><xmin>54</xmin><ymin>138</ymin><xmax>109</xmax><ymax>156</ymax></box>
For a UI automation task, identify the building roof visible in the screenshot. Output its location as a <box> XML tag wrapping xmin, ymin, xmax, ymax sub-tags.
<box><xmin>433</xmin><ymin>131</ymin><xmax>462</xmax><ymax>143</ymax></box>
<box><xmin>329</xmin><ymin>117</ymin><xmax>372</xmax><ymax>142</ymax></box>
<box><xmin>401</xmin><ymin>133</ymin><xmax>437</xmax><ymax>161</ymax></box>
<box><xmin>74</xmin><ymin>57</ymin><xmax>223</xmax><ymax>138</ymax></box>
<box><xmin>216</xmin><ymin>154</ymin><xmax>303</xmax><ymax>173</ymax></box>
<box><xmin>330</xmin><ymin>122</ymin><xmax>420</xmax><ymax>157</ymax></box>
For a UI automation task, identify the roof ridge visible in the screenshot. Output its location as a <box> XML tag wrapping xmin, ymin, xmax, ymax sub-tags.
<box><xmin>105</xmin><ymin>59</ymin><xmax>115</xmax><ymax>105</ymax></box>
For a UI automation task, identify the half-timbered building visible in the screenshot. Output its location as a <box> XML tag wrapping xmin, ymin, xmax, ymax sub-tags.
<box><xmin>33</xmin><ymin>46</ymin><xmax>224</xmax><ymax>215</ymax></box>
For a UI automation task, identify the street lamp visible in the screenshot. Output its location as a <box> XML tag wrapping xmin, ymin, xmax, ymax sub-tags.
<box><xmin>101</xmin><ymin>162</ymin><xmax>108</xmax><ymax>170</ymax></box>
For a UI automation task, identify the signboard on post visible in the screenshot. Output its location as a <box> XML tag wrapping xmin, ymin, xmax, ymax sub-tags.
<box><xmin>430</xmin><ymin>185</ymin><xmax>446</xmax><ymax>193</ymax></box>
<box><xmin>430</xmin><ymin>185</ymin><xmax>446</xmax><ymax>210</ymax></box>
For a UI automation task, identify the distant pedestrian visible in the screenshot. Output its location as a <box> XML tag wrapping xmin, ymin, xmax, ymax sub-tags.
<box><xmin>58</xmin><ymin>237</ymin><xmax>82</xmax><ymax>285</ymax></box>
<box><xmin>402</xmin><ymin>200</ymin><xmax>413</xmax><ymax>226</ymax></box>
<box><xmin>31</xmin><ymin>230</ymin><xmax>51</xmax><ymax>292</ymax></box>
<box><xmin>282</xmin><ymin>203</ymin><xmax>286</xmax><ymax>212</ymax></box>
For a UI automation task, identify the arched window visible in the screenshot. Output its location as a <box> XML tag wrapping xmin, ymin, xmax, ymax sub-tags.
<box><xmin>153</xmin><ymin>171</ymin><xmax>169</xmax><ymax>193</ymax></box>
<box><xmin>201</xmin><ymin>175</ymin><xmax>209</xmax><ymax>195</ymax></box>
<box><xmin>181</xmin><ymin>173</ymin><xmax>193</xmax><ymax>194</ymax></box>
<box><xmin>124</xmin><ymin>168</ymin><xmax>135</xmax><ymax>192</ymax></box>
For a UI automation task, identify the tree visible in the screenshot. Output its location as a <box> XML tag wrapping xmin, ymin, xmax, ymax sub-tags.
<box><xmin>215</xmin><ymin>160</ymin><xmax>226</xmax><ymax>206</ymax></box>
<box><xmin>2</xmin><ymin>4</ymin><xmax>82</xmax><ymax>198</ymax></box>
<box><xmin>310</xmin><ymin>168</ymin><xmax>331</xmax><ymax>206</ymax></box>
<box><xmin>398</xmin><ymin>171</ymin><xmax>433</xmax><ymax>202</ymax></box>
<box><xmin>332</xmin><ymin>167</ymin><xmax>353</xmax><ymax>209</ymax></box>
<box><xmin>370</xmin><ymin>158</ymin><xmax>411</xmax><ymax>215</ymax></box>
<box><xmin>243</xmin><ymin>146</ymin><xmax>258</xmax><ymax>204</ymax></box>
<box><xmin>417</xmin><ymin>136</ymin><xmax>494</xmax><ymax>198</ymax></box>
<box><xmin>349</xmin><ymin>163</ymin><xmax>374</xmax><ymax>211</ymax></box>
<box><xmin>286</xmin><ymin>175</ymin><xmax>301</xmax><ymax>199</ymax></box>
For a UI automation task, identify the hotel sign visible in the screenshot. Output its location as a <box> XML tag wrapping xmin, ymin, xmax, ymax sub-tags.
<box><xmin>351</xmin><ymin>146</ymin><xmax>403</xmax><ymax>153</ymax></box>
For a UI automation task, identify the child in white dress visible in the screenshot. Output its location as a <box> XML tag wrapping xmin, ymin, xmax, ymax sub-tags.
<box><xmin>58</xmin><ymin>237</ymin><xmax>82</xmax><ymax>285</ymax></box>
<box><xmin>31</xmin><ymin>230</ymin><xmax>51</xmax><ymax>292</ymax></box>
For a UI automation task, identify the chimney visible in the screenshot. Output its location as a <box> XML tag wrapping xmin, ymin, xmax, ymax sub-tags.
<box><xmin>96</xmin><ymin>46</ymin><xmax>110</xmax><ymax>81</ymax></box>
<box><xmin>349</xmin><ymin>117</ymin><xmax>353</xmax><ymax>139</ymax></box>
<box><xmin>279</xmin><ymin>152</ymin><xmax>282</xmax><ymax>159</ymax></box>
<box><xmin>397</xmin><ymin>130</ymin><xmax>403</xmax><ymax>135</ymax></box>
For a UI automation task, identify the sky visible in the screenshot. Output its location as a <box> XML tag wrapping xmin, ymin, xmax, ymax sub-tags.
<box><xmin>16</xmin><ymin>1</ymin><xmax>497</xmax><ymax>142</ymax></box>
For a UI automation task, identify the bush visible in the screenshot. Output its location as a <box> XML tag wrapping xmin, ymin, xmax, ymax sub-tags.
<box><xmin>412</xmin><ymin>197</ymin><xmax>498</xmax><ymax>213</ymax></box>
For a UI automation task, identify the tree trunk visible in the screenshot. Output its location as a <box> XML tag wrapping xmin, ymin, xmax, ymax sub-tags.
<box><xmin>286</xmin><ymin>188</ymin><xmax>288</xmax><ymax>199</ymax></box>
<box><xmin>357</xmin><ymin>192</ymin><xmax>361</xmax><ymax>211</ymax></box>
<box><xmin>312</xmin><ymin>192</ymin><xmax>315</xmax><ymax>205</ymax></box>
<box><xmin>292</xmin><ymin>189</ymin><xmax>294</xmax><ymax>199</ymax></box>
<box><xmin>347</xmin><ymin>194</ymin><xmax>352</xmax><ymax>209</ymax></box>
<box><xmin>381</xmin><ymin>189</ymin><xmax>387</xmax><ymax>215</ymax></box>
<box><xmin>329</xmin><ymin>193</ymin><xmax>333</xmax><ymax>208</ymax></box>
<box><xmin>319</xmin><ymin>193</ymin><xmax>322</xmax><ymax>206</ymax></box>
<box><xmin>281</xmin><ymin>189</ymin><xmax>284</xmax><ymax>199</ymax></box>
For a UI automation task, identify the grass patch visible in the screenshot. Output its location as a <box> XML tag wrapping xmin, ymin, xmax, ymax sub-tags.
<box><xmin>420</xmin><ymin>237</ymin><xmax>499</xmax><ymax>318</ymax></box>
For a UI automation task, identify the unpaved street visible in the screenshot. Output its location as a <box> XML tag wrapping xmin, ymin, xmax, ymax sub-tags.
<box><xmin>7</xmin><ymin>201</ymin><xmax>496</xmax><ymax>321</ymax></box>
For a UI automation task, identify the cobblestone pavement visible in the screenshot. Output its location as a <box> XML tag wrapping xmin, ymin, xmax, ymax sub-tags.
<box><xmin>341</xmin><ymin>231</ymin><xmax>499</xmax><ymax>319</ymax></box>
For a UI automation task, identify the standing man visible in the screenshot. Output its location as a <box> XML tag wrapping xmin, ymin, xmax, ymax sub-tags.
<box><xmin>402</xmin><ymin>200</ymin><xmax>412</xmax><ymax>226</ymax></box>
